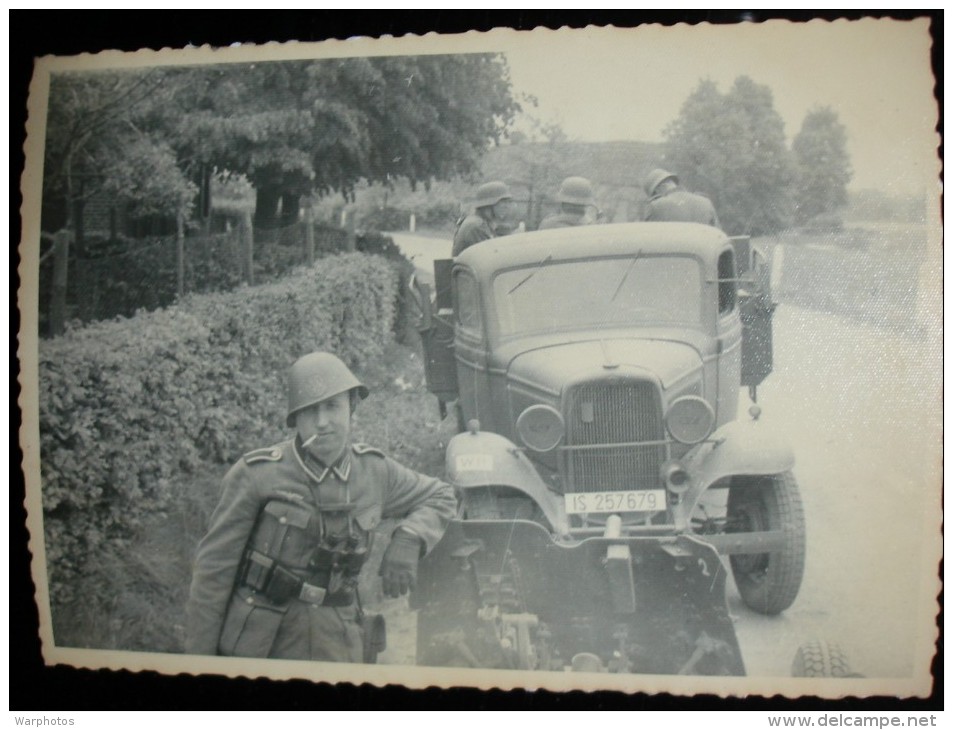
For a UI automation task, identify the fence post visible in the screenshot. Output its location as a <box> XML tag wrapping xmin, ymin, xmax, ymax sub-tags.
<box><xmin>176</xmin><ymin>213</ymin><xmax>185</xmax><ymax>298</ymax></box>
<box><xmin>410</xmin><ymin>212</ymin><xmax>416</xmax><ymax>233</ymax></box>
<box><xmin>49</xmin><ymin>229</ymin><xmax>71</xmax><ymax>336</ymax></box>
<box><xmin>345</xmin><ymin>209</ymin><xmax>356</xmax><ymax>252</ymax></box>
<box><xmin>305</xmin><ymin>201</ymin><xmax>315</xmax><ymax>266</ymax></box>
<box><xmin>241</xmin><ymin>210</ymin><xmax>254</xmax><ymax>285</ymax></box>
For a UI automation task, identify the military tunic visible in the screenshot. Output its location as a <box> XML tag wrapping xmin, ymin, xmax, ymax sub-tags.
<box><xmin>538</xmin><ymin>211</ymin><xmax>588</xmax><ymax>230</ymax></box>
<box><xmin>185</xmin><ymin>439</ymin><xmax>456</xmax><ymax>660</ymax></box>
<box><xmin>644</xmin><ymin>188</ymin><xmax>721</xmax><ymax>228</ymax></box>
<box><xmin>452</xmin><ymin>213</ymin><xmax>496</xmax><ymax>256</ymax></box>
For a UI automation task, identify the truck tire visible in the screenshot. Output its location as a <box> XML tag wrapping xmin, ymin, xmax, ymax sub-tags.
<box><xmin>727</xmin><ymin>471</ymin><xmax>805</xmax><ymax>615</ymax></box>
<box><xmin>791</xmin><ymin>639</ymin><xmax>854</xmax><ymax>677</ymax></box>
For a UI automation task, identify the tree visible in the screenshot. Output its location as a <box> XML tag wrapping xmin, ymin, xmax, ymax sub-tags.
<box><xmin>43</xmin><ymin>56</ymin><xmax>519</xmax><ymax>231</ymax></box>
<box><xmin>41</xmin><ymin>68</ymin><xmax>197</xmax><ymax>334</ymax></box>
<box><xmin>792</xmin><ymin>106</ymin><xmax>852</xmax><ymax>224</ymax></box>
<box><xmin>491</xmin><ymin>115</ymin><xmax>570</xmax><ymax>228</ymax></box>
<box><xmin>663</xmin><ymin>76</ymin><xmax>797</xmax><ymax>235</ymax></box>
<box><xmin>173</xmin><ymin>54</ymin><xmax>520</xmax><ymax>227</ymax></box>
<box><xmin>43</xmin><ymin>68</ymin><xmax>196</xmax><ymax>228</ymax></box>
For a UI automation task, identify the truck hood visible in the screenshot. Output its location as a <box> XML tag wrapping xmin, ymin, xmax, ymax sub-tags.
<box><xmin>504</xmin><ymin>337</ymin><xmax>703</xmax><ymax>395</ymax></box>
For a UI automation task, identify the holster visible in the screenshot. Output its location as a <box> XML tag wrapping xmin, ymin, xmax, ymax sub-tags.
<box><xmin>362</xmin><ymin>613</ymin><xmax>387</xmax><ymax>664</ymax></box>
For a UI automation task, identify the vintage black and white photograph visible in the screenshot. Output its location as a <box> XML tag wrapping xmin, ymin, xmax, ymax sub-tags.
<box><xmin>17</xmin><ymin>17</ymin><xmax>941</xmax><ymax>699</ymax></box>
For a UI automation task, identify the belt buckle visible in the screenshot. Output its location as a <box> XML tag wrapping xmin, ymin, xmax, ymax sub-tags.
<box><xmin>299</xmin><ymin>582</ymin><xmax>327</xmax><ymax>606</ymax></box>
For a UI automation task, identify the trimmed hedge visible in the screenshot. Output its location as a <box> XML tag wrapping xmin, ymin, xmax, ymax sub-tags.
<box><xmin>39</xmin><ymin>253</ymin><xmax>398</xmax><ymax>605</ymax></box>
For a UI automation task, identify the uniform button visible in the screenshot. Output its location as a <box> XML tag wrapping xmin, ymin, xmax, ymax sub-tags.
<box><xmin>246</xmin><ymin>597</ymin><xmax>254</xmax><ymax>605</ymax></box>
<box><xmin>271</xmin><ymin>449</ymin><xmax>280</xmax><ymax>458</ymax></box>
<box><xmin>279</xmin><ymin>517</ymin><xmax>287</xmax><ymax>524</ymax></box>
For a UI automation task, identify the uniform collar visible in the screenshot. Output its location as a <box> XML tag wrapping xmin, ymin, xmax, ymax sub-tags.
<box><xmin>293</xmin><ymin>438</ymin><xmax>352</xmax><ymax>484</ymax></box>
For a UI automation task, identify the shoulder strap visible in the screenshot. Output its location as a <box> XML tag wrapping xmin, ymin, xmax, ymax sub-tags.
<box><xmin>243</xmin><ymin>445</ymin><xmax>284</xmax><ymax>465</ymax></box>
<box><xmin>352</xmin><ymin>443</ymin><xmax>386</xmax><ymax>458</ymax></box>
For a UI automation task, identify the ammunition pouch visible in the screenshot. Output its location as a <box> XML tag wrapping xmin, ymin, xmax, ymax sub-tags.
<box><xmin>238</xmin><ymin>498</ymin><xmax>372</xmax><ymax>608</ymax></box>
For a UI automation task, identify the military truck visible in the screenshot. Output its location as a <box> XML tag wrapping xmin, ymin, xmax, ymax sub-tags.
<box><xmin>409</xmin><ymin>222</ymin><xmax>807</xmax><ymax>675</ymax></box>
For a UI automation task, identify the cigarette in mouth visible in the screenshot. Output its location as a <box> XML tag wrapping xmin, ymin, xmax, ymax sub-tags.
<box><xmin>302</xmin><ymin>434</ymin><xmax>318</xmax><ymax>448</ymax></box>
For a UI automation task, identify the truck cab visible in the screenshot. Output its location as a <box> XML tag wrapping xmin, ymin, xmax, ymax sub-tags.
<box><xmin>411</xmin><ymin>222</ymin><xmax>799</xmax><ymax>674</ymax></box>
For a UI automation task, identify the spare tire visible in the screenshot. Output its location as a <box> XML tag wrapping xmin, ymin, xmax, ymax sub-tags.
<box><xmin>791</xmin><ymin>639</ymin><xmax>856</xmax><ymax>677</ymax></box>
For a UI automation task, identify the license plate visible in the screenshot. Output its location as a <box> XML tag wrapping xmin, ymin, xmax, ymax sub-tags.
<box><xmin>564</xmin><ymin>490</ymin><xmax>666</xmax><ymax>515</ymax></box>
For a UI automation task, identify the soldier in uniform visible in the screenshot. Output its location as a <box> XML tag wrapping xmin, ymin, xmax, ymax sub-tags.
<box><xmin>451</xmin><ymin>180</ymin><xmax>515</xmax><ymax>256</ymax></box>
<box><xmin>538</xmin><ymin>176</ymin><xmax>596</xmax><ymax>230</ymax></box>
<box><xmin>642</xmin><ymin>169</ymin><xmax>721</xmax><ymax>228</ymax></box>
<box><xmin>185</xmin><ymin>352</ymin><xmax>457</xmax><ymax>662</ymax></box>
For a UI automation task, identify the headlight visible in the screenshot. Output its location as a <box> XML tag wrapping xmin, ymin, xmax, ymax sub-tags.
<box><xmin>665</xmin><ymin>396</ymin><xmax>715</xmax><ymax>444</ymax></box>
<box><xmin>515</xmin><ymin>404</ymin><xmax>565</xmax><ymax>452</ymax></box>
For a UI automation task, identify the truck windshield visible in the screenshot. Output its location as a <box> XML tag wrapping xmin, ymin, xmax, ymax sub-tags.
<box><xmin>492</xmin><ymin>255</ymin><xmax>703</xmax><ymax>338</ymax></box>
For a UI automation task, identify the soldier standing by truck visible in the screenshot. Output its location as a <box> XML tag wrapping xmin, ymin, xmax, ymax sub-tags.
<box><xmin>185</xmin><ymin>351</ymin><xmax>457</xmax><ymax>662</ymax></box>
<box><xmin>452</xmin><ymin>180</ymin><xmax>515</xmax><ymax>256</ymax></box>
<box><xmin>538</xmin><ymin>176</ymin><xmax>597</xmax><ymax>230</ymax></box>
<box><xmin>642</xmin><ymin>168</ymin><xmax>721</xmax><ymax>228</ymax></box>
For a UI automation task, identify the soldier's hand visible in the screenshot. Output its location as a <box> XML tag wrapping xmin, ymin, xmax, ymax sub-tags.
<box><xmin>379</xmin><ymin>529</ymin><xmax>423</xmax><ymax>598</ymax></box>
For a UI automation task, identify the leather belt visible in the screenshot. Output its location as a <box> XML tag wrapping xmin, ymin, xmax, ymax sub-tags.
<box><xmin>241</xmin><ymin>549</ymin><xmax>354</xmax><ymax>606</ymax></box>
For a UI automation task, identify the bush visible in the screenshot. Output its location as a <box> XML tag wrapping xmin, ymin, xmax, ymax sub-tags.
<box><xmin>39</xmin><ymin>253</ymin><xmax>399</xmax><ymax>608</ymax></box>
<box><xmin>416</xmin><ymin>201</ymin><xmax>460</xmax><ymax>230</ymax></box>
<box><xmin>356</xmin><ymin>231</ymin><xmax>415</xmax><ymax>344</ymax></box>
<box><xmin>359</xmin><ymin>206</ymin><xmax>411</xmax><ymax>232</ymax></box>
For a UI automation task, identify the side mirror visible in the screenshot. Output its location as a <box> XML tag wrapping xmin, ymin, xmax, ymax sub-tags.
<box><xmin>749</xmin><ymin>246</ymin><xmax>775</xmax><ymax>309</ymax></box>
<box><xmin>731</xmin><ymin>236</ymin><xmax>775</xmax><ymax>310</ymax></box>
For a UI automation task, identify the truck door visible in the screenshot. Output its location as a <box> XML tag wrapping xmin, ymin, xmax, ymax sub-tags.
<box><xmin>452</xmin><ymin>267</ymin><xmax>491</xmax><ymax>429</ymax></box>
<box><xmin>413</xmin><ymin>259</ymin><xmax>458</xmax><ymax>410</ymax></box>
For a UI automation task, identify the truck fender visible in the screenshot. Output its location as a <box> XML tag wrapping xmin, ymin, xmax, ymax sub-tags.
<box><xmin>681</xmin><ymin>419</ymin><xmax>795</xmax><ymax>507</ymax></box>
<box><xmin>446</xmin><ymin>430</ymin><xmax>569</xmax><ymax>535</ymax></box>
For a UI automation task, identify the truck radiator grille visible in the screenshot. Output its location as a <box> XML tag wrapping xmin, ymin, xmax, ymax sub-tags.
<box><xmin>565</xmin><ymin>380</ymin><xmax>665</xmax><ymax>492</ymax></box>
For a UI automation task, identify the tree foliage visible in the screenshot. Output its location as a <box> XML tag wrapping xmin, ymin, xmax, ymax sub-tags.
<box><xmin>663</xmin><ymin>77</ymin><xmax>797</xmax><ymax>235</ymax></box>
<box><xmin>44</xmin><ymin>68</ymin><xmax>197</xmax><ymax>222</ymax></box>
<box><xmin>43</xmin><ymin>55</ymin><xmax>520</xmax><ymax>228</ymax></box>
<box><xmin>171</xmin><ymin>55</ymin><xmax>519</xmax><ymax>224</ymax></box>
<box><xmin>792</xmin><ymin>106</ymin><xmax>852</xmax><ymax>224</ymax></box>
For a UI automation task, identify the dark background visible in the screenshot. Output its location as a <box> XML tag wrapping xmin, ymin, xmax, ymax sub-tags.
<box><xmin>10</xmin><ymin>9</ymin><xmax>942</xmax><ymax>711</ymax></box>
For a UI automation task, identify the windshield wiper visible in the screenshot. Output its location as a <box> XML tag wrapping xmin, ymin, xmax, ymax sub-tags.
<box><xmin>610</xmin><ymin>249</ymin><xmax>642</xmax><ymax>302</ymax></box>
<box><xmin>508</xmin><ymin>254</ymin><xmax>553</xmax><ymax>295</ymax></box>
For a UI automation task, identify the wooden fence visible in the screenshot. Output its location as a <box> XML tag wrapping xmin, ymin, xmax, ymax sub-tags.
<box><xmin>38</xmin><ymin>218</ymin><xmax>352</xmax><ymax>337</ymax></box>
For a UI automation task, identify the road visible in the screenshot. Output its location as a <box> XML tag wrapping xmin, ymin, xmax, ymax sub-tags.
<box><xmin>386</xmin><ymin>231</ymin><xmax>451</xmax><ymax>285</ymax></box>
<box><xmin>387</xmin><ymin>230</ymin><xmax>941</xmax><ymax>679</ymax></box>
<box><xmin>730</xmin><ymin>304</ymin><xmax>940</xmax><ymax>678</ymax></box>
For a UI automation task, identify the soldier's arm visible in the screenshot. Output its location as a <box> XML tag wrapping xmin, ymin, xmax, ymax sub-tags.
<box><xmin>184</xmin><ymin>462</ymin><xmax>262</xmax><ymax>655</ymax></box>
<box><xmin>452</xmin><ymin>221</ymin><xmax>479</xmax><ymax>256</ymax></box>
<box><xmin>381</xmin><ymin>456</ymin><xmax>457</xmax><ymax>553</ymax></box>
<box><xmin>454</xmin><ymin>219</ymin><xmax>495</xmax><ymax>255</ymax></box>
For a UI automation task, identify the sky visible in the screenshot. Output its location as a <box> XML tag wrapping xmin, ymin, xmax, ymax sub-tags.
<box><xmin>501</xmin><ymin>19</ymin><xmax>938</xmax><ymax>193</ymax></box>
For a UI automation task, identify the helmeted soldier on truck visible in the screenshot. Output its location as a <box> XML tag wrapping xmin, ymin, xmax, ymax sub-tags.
<box><xmin>452</xmin><ymin>180</ymin><xmax>516</xmax><ymax>257</ymax></box>
<box><xmin>642</xmin><ymin>168</ymin><xmax>721</xmax><ymax>228</ymax></box>
<box><xmin>185</xmin><ymin>352</ymin><xmax>457</xmax><ymax>662</ymax></box>
<box><xmin>539</xmin><ymin>176</ymin><xmax>597</xmax><ymax>230</ymax></box>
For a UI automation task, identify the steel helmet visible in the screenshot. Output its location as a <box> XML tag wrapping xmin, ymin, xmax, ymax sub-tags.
<box><xmin>286</xmin><ymin>352</ymin><xmax>369</xmax><ymax>427</ymax></box>
<box><xmin>644</xmin><ymin>168</ymin><xmax>678</xmax><ymax>197</ymax></box>
<box><xmin>557</xmin><ymin>176</ymin><xmax>594</xmax><ymax>206</ymax></box>
<box><xmin>474</xmin><ymin>181</ymin><xmax>512</xmax><ymax>209</ymax></box>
